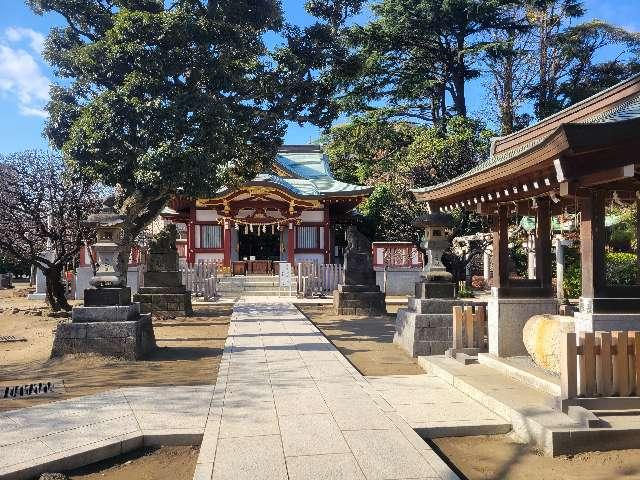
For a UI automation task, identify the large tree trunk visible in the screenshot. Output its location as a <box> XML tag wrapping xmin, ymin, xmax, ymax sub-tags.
<box><xmin>114</xmin><ymin>191</ymin><xmax>171</xmax><ymax>287</ymax></box>
<box><xmin>500</xmin><ymin>50</ymin><xmax>515</xmax><ymax>135</ymax></box>
<box><xmin>45</xmin><ymin>265</ymin><xmax>71</xmax><ymax>311</ymax></box>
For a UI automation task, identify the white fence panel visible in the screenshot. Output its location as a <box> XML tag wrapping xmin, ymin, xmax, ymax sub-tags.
<box><xmin>297</xmin><ymin>263</ymin><xmax>344</xmax><ymax>297</ymax></box>
<box><xmin>181</xmin><ymin>260</ymin><xmax>219</xmax><ymax>299</ymax></box>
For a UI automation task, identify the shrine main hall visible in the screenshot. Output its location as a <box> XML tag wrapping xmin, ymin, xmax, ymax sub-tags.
<box><xmin>164</xmin><ymin>145</ymin><xmax>372</xmax><ymax>270</ymax></box>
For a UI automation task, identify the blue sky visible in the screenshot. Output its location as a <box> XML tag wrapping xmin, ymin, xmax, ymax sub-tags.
<box><xmin>0</xmin><ymin>0</ymin><xmax>638</xmax><ymax>154</ymax></box>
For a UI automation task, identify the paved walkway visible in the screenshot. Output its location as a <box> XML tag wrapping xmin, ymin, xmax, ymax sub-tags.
<box><xmin>0</xmin><ymin>386</ymin><xmax>215</xmax><ymax>479</ymax></box>
<box><xmin>194</xmin><ymin>302</ymin><xmax>458</xmax><ymax>480</ymax></box>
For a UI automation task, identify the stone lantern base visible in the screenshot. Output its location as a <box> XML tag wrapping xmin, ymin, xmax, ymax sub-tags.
<box><xmin>51</xmin><ymin>289</ymin><xmax>157</xmax><ymax>361</ymax></box>
<box><xmin>333</xmin><ymin>284</ymin><xmax>386</xmax><ymax>316</ymax></box>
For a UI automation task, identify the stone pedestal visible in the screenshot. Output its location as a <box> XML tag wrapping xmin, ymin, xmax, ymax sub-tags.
<box><xmin>52</xmin><ymin>289</ymin><xmax>157</xmax><ymax>360</ymax></box>
<box><xmin>133</xmin><ymin>247</ymin><xmax>192</xmax><ymax>316</ymax></box>
<box><xmin>333</xmin><ymin>227</ymin><xmax>386</xmax><ymax>316</ymax></box>
<box><xmin>333</xmin><ymin>284</ymin><xmax>385</xmax><ymax>315</ymax></box>
<box><xmin>52</xmin><ymin>303</ymin><xmax>156</xmax><ymax>360</ymax></box>
<box><xmin>394</xmin><ymin>297</ymin><xmax>483</xmax><ymax>357</ymax></box>
<box><xmin>488</xmin><ymin>294</ymin><xmax>558</xmax><ymax>358</ymax></box>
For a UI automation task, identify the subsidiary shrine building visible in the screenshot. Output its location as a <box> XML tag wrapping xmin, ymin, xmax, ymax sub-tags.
<box><xmin>164</xmin><ymin>145</ymin><xmax>372</xmax><ymax>268</ymax></box>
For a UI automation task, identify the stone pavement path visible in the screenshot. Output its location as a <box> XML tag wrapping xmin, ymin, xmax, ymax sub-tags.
<box><xmin>0</xmin><ymin>386</ymin><xmax>215</xmax><ymax>479</ymax></box>
<box><xmin>366</xmin><ymin>375</ymin><xmax>510</xmax><ymax>438</ymax></box>
<box><xmin>194</xmin><ymin>302</ymin><xmax>459</xmax><ymax>480</ymax></box>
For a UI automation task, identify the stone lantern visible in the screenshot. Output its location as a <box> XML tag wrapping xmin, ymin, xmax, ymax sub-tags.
<box><xmin>83</xmin><ymin>196</ymin><xmax>131</xmax><ymax>306</ymax></box>
<box><xmin>414</xmin><ymin>213</ymin><xmax>455</xmax><ymax>299</ymax></box>
<box><xmin>51</xmin><ymin>196</ymin><xmax>156</xmax><ymax>360</ymax></box>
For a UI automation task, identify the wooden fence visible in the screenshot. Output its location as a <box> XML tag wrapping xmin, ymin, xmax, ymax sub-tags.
<box><xmin>181</xmin><ymin>260</ymin><xmax>219</xmax><ymax>299</ymax></box>
<box><xmin>561</xmin><ymin>331</ymin><xmax>640</xmax><ymax>400</ymax></box>
<box><xmin>452</xmin><ymin>305</ymin><xmax>487</xmax><ymax>350</ymax></box>
<box><xmin>297</xmin><ymin>262</ymin><xmax>344</xmax><ymax>297</ymax></box>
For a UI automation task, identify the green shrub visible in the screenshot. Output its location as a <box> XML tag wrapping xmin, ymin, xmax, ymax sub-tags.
<box><xmin>605</xmin><ymin>252</ymin><xmax>639</xmax><ymax>286</ymax></box>
<box><xmin>563</xmin><ymin>248</ymin><xmax>582</xmax><ymax>299</ymax></box>
<box><xmin>563</xmin><ymin>249</ymin><xmax>639</xmax><ymax>298</ymax></box>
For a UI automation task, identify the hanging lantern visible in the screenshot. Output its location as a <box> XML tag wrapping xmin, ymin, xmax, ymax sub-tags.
<box><xmin>234</xmin><ymin>222</ymin><xmax>239</xmax><ymax>230</ymax></box>
<box><xmin>262</xmin><ymin>224</ymin><xmax>266</xmax><ymax>233</ymax></box>
<box><xmin>271</xmin><ymin>224</ymin><xmax>275</xmax><ymax>235</ymax></box>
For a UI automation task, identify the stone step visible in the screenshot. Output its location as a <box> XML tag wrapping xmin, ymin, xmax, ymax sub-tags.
<box><xmin>218</xmin><ymin>290</ymin><xmax>295</xmax><ymax>297</ymax></box>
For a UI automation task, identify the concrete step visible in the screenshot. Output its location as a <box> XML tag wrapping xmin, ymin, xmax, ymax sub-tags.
<box><xmin>417</xmin><ymin>355</ymin><xmax>635</xmax><ymax>457</ymax></box>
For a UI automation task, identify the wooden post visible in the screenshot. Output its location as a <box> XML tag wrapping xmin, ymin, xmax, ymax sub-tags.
<box><xmin>561</xmin><ymin>332</ymin><xmax>577</xmax><ymax>400</ymax></box>
<box><xmin>464</xmin><ymin>306</ymin><xmax>474</xmax><ymax>348</ymax></box>
<box><xmin>613</xmin><ymin>331</ymin><xmax>630</xmax><ymax>396</ymax></box>
<box><xmin>473</xmin><ymin>306</ymin><xmax>486</xmax><ymax>350</ymax></box>
<box><xmin>580</xmin><ymin>191</ymin><xmax>606</xmax><ymax>298</ymax></box>
<box><xmin>288</xmin><ymin>223</ymin><xmax>295</xmax><ymax>265</ymax></box>
<box><xmin>555</xmin><ymin>237</ymin><xmax>565</xmax><ymax>302</ymax></box>
<box><xmin>629</xmin><ymin>332</ymin><xmax>637</xmax><ymax>395</ymax></box>
<box><xmin>535</xmin><ymin>197</ymin><xmax>552</xmax><ymax>289</ymax></box>
<box><xmin>492</xmin><ymin>204</ymin><xmax>509</xmax><ymax>289</ymax></box>
<box><xmin>637</xmin><ymin>199</ymin><xmax>640</xmax><ymax>284</ymax></box>
<box><xmin>596</xmin><ymin>332</ymin><xmax>613</xmax><ymax>396</ymax></box>
<box><xmin>223</xmin><ymin>221</ymin><xmax>232</xmax><ymax>267</ymax></box>
<box><xmin>453</xmin><ymin>306</ymin><xmax>464</xmax><ymax>349</ymax></box>
<box><xmin>582</xmin><ymin>332</ymin><xmax>596</xmax><ymax>396</ymax></box>
<box><xmin>634</xmin><ymin>332</ymin><xmax>640</xmax><ymax>395</ymax></box>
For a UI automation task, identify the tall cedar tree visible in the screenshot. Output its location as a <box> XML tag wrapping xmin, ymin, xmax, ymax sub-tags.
<box><xmin>334</xmin><ymin>0</ymin><xmax>522</xmax><ymax>126</ymax></box>
<box><xmin>28</xmin><ymin>0</ymin><xmax>324</xmax><ymax>284</ymax></box>
<box><xmin>0</xmin><ymin>151</ymin><xmax>99</xmax><ymax>311</ymax></box>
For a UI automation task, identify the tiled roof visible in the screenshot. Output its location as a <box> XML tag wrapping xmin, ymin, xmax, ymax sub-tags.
<box><xmin>413</xmin><ymin>76</ymin><xmax>640</xmax><ymax>195</ymax></box>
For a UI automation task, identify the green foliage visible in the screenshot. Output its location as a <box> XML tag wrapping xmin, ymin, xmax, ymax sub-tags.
<box><xmin>510</xmin><ymin>242</ymin><xmax>528</xmax><ymax>278</ymax></box>
<box><xmin>563</xmin><ymin>247</ymin><xmax>582</xmax><ymax>299</ymax></box>
<box><xmin>608</xmin><ymin>204</ymin><xmax>637</xmax><ymax>252</ymax></box>
<box><xmin>335</xmin><ymin>0</ymin><xmax>522</xmax><ymax>123</ymax></box>
<box><xmin>324</xmin><ymin>114</ymin><xmax>491</xmax><ymax>241</ymax></box>
<box><xmin>606</xmin><ymin>252</ymin><xmax>640</xmax><ymax>286</ymax></box>
<box><xmin>563</xmin><ymin>249</ymin><xmax>640</xmax><ymax>299</ymax></box>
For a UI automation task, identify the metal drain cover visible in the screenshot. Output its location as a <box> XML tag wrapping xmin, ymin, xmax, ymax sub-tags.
<box><xmin>0</xmin><ymin>336</ymin><xmax>27</xmax><ymax>343</ymax></box>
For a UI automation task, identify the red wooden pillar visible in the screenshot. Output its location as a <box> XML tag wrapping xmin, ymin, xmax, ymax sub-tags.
<box><xmin>187</xmin><ymin>205</ymin><xmax>196</xmax><ymax>265</ymax></box>
<box><xmin>288</xmin><ymin>223</ymin><xmax>295</xmax><ymax>265</ymax></box>
<box><xmin>223</xmin><ymin>220</ymin><xmax>232</xmax><ymax>267</ymax></box>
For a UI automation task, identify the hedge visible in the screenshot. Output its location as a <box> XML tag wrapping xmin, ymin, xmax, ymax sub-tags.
<box><xmin>563</xmin><ymin>250</ymin><xmax>639</xmax><ymax>298</ymax></box>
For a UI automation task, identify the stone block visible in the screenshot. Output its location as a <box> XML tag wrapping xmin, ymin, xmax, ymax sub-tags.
<box><xmin>337</xmin><ymin>284</ymin><xmax>380</xmax><ymax>293</ymax></box>
<box><xmin>488</xmin><ymin>296</ymin><xmax>558</xmax><ymax>358</ymax></box>
<box><xmin>143</xmin><ymin>271</ymin><xmax>182</xmax><ymax>288</ymax></box>
<box><xmin>414</xmin><ymin>280</ymin><xmax>456</xmax><ymax>299</ymax></box>
<box><xmin>147</xmin><ymin>252</ymin><xmax>179</xmax><ymax>272</ymax></box>
<box><xmin>84</xmin><ymin>287</ymin><xmax>131</xmax><ymax>307</ymax></box>
<box><xmin>51</xmin><ymin>317</ymin><xmax>156</xmax><ymax>360</ymax></box>
<box><xmin>72</xmin><ymin>304</ymin><xmax>139</xmax><ymax>323</ymax></box>
<box><xmin>85</xmin><ymin>321</ymin><xmax>138</xmax><ymax>339</ymax></box>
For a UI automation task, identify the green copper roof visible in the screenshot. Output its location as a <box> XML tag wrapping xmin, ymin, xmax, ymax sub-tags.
<box><xmin>413</xmin><ymin>74</ymin><xmax>640</xmax><ymax>196</ymax></box>
<box><xmin>216</xmin><ymin>145</ymin><xmax>372</xmax><ymax>198</ymax></box>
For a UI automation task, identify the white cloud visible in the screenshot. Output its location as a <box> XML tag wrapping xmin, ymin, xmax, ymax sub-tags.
<box><xmin>0</xmin><ymin>27</ymin><xmax>50</xmax><ymax>118</ymax></box>
<box><xmin>5</xmin><ymin>27</ymin><xmax>46</xmax><ymax>55</ymax></box>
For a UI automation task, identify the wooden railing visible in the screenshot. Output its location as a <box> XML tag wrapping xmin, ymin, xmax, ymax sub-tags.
<box><xmin>561</xmin><ymin>331</ymin><xmax>640</xmax><ymax>400</ymax></box>
<box><xmin>182</xmin><ymin>260</ymin><xmax>219</xmax><ymax>299</ymax></box>
<box><xmin>452</xmin><ymin>305</ymin><xmax>487</xmax><ymax>350</ymax></box>
<box><xmin>297</xmin><ymin>262</ymin><xmax>344</xmax><ymax>296</ymax></box>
